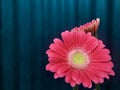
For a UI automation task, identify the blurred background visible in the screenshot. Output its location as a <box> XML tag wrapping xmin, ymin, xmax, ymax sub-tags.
<box><xmin>0</xmin><ymin>0</ymin><xmax>120</xmax><ymax>90</ymax></box>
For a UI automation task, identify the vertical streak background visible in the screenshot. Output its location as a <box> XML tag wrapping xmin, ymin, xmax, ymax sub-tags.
<box><xmin>12</xmin><ymin>0</ymin><xmax>20</xmax><ymax>90</ymax></box>
<box><xmin>2</xmin><ymin>0</ymin><xmax>14</xmax><ymax>90</ymax></box>
<box><xmin>0</xmin><ymin>0</ymin><xmax>2</xmax><ymax>89</ymax></box>
<box><xmin>0</xmin><ymin>0</ymin><xmax>120</xmax><ymax>90</ymax></box>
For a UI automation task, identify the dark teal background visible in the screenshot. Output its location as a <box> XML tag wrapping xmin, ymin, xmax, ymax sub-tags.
<box><xmin>0</xmin><ymin>0</ymin><xmax>120</xmax><ymax>90</ymax></box>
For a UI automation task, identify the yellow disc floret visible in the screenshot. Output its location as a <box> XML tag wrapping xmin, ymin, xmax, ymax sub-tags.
<box><xmin>68</xmin><ymin>50</ymin><xmax>90</xmax><ymax>69</ymax></box>
<box><xmin>72</xmin><ymin>52</ymin><xmax>86</xmax><ymax>65</ymax></box>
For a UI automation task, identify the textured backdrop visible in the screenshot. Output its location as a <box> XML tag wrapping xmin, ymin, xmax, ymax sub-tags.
<box><xmin>0</xmin><ymin>0</ymin><xmax>120</xmax><ymax>90</ymax></box>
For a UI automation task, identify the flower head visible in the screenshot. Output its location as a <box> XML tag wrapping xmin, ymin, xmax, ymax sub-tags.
<box><xmin>46</xmin><ymin>31</ymin><xmax>114</xmax><ymax>88</ymax></box>
<box><xmin>71</xmin><ymin>18</ymin><xmax>100</xmax><ymax>33</ymax></box>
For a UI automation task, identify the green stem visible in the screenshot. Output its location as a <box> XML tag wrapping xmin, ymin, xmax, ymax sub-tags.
<box><xmin>95</xmin><ymin>84</ymin><xmax>100</xmax><ymax>90</ymax></box>
<box><xmin>93</xmin><ymin>31</ymin><xmax>98</xmax><ymax>38</ymax></box>
<box><xmin>73</xmin><ymin>85</ymin><xmax>78</xmax><ymax>90</ymax></box>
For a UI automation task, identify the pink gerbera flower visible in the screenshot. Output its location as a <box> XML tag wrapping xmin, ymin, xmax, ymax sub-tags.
<box><xmin>46</xmin><ymin>31</ymin><xmax>114</xmax><ymax>88</ymax></box>
<box><xmin>72</xmin><ymin>18</ymin><xmax>100</xmax><ymax>33</ymax></box>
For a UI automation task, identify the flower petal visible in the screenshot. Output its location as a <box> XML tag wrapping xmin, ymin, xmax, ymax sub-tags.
<box><xmin>84</xmin><ymin>68</ymin><xmax>99</xmax><ymax>84</ymax></box>
<box><xmin>61</xmin><ymin>31</ymin><xmax>73</xmax><ymax>50</ymax></box>
<box><xmin>72</xmin><ymin>70</ymin><xmax>79</xmax><ymax>82</ymax></box>
<box><xmin>65</xmin><ymin>69</ymin><xmax>73</xmax><ymax>83</ymax></box>
<box><xmin>82</xmin><ymin>71</ymin><xmax>92</xmax><ymax>88</ymax></box>
<box><xmin>70</xmin><ymin>81</ymin><xmax>76</xmax><ymax>87</ymax></box>
<box><xmin>57</xmin><ymin>64</ymin><xmax>70</xmax><ymax>74</ymax></box>
<box><xmin>53</xmin><ymin>38</ymin><xmax>68</xmax><ymax>53</ymax></box>
<box><xmin>84</xmin><ymin>36</ymin><xmax>98</xmax><ymax>52</ymax></box>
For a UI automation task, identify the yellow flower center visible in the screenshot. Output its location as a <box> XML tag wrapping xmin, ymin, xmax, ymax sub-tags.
<box><xmin>72</xmin><ymin>52</ymin><xmax>86</xmax><ymax>65</ymax></box>
<box><xmin>68</xmin><ymin>50</ymin><xmax>90</xmax><ymax>69</ymax></box>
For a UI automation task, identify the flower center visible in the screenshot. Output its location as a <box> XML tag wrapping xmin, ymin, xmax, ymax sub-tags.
<box><xmin>68</xmin><ymin>50</ymin><xmax>90</xmax><ymax>69</ymax></box>
<box><xmin>72</xmin><ymin>52</ymin><xmax>86</xmax><ymax>65</ymax></box>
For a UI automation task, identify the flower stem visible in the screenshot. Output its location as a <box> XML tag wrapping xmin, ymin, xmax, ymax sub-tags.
<box><xmin>73</xmin><ymin>85</ymin><xmax>78</xmax><ymax>90</ymax></box>
<box><xmin>93</xmin><ymin>31</ymin><xmax>98</xmax><ymax>38</ymax></box>
<box><xmin>95</xmin><ymin>84</ymin><xmax>100</xmax><ymax>90</ymax></box>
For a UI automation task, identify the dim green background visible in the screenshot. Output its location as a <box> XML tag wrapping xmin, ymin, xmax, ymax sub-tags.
<box><xmin>0</xmin><ymin>0</ymin><xmax>120</xmax><ymax>90</ymax></box>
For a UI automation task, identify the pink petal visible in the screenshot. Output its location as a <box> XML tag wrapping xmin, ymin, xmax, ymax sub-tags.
<box><xmin>72</xmin><ymin>70</ymin><xmax>79</xmax><ymax>82</ymax></box>
<box><xmin>46</xmin><ymin>50</ymin><xmax>66</xmax><ymax>60</ymax></box>
<box><xmin>92</xmin><ymin>55</ymin><xmax>111</xmax><ymax>62</ymax></box>
<box><xmin>53</xmin><ymin>38</ymin><xmax>67</xmax><ymax>52</ymax></box>
<box><xmin>77</xmin><ymin>32</ymin><xmax>87</xmax><ymax>47</ymax></box>
<box><xmin>54</xmin><ymin>73</ymin><xmax>59</xmax><ymax>79</ymax></box>
<box><xmin>46</xmin><ymin>63</ymin><xmax>62</xmax><ymax>72</ymax></box>
<box><xmin>92</xmin><ymin>40</ymin><xmax>105</xmax><ymax>55</ymax></box>
<box><xmin>71</xmin><ymin>27</ymin><xmax>79</xmax><ymax>32</ymax></box>
<box><xmin>84</xmin><ymin>36</ymin><xmax>98</xmax><ymax>52</ymax></box>
<box><xmin>54</xmin><ymin>72</ymin><xmax>66</xmax><ymax>78</ymax></box>
<box><xmin>48</xmin><ymin>57</ymin><xmax>66</xmax><ymax>63</ymax></box>
<box><xmin>61</xmin><ymin>31</ymin><xmax>73</xmax><ymax>50</ymax></box>
<box><xmin>95</xmin><ymin>49</ymin><xmax>110</xmax><ymax>55</ymax></box>
<box><xmin>75</xmin><ymin>71</ymin><xmax>82</xmax><ymax>84</ymax></box>
<box><xmin>84</xmin><ymin>68</ymin><xmax>99</xmax><ymax>84</ymax></box>
<box><xmin>65</xmin><ymin>69</ymin><xmax>73</xmax><ymax>83</ymax></box>
<box><xmin>46</xmin><ymin>63</ymin><xmax>53</xmax><ymax>71</ymax></box>
<box><xmin>70</xmin><ymin>81</ymin><xmax>76</xmax><ymax>87</ymax></box>
<box><xmin>89</xmin><ymin>66</ymin><xmax>110</xmax><ymax>80</ymax></box>
<box><xmin>82</xmin><ymin>71</ymin><xmax>92</xmax><ymax>88</ymax></box>
<box><xmin>57</xmin><ymin>64</ymin><xmax>70</xmax><ymax>74</ymax></box>
<box><xmin>98</xmin><ymin>78</ymin><xmax>104</xmax><ymax>83</ymax></box>
<box><xmin>90</xmin><ymin>62</ymin><xmax>114</xmax><ymax>70</ymax></box>
<box><xmin>49</xmin><ymin>43</ymin><xmax>66</xmax><ymax>57</ymax></box>
<box><xmin>108</xmin><ymin>70</ymin><xmax>115</xmax><ymax>76</ymax></box>
<box><xmin>71</xmin><ymin>31</ymin><xmax>78</xmax><ymax>47</ymax></box>
<box><xmin>58</xmin><ymin>72</ymin><xmax>66</xmax><ymax>78</ymax></box>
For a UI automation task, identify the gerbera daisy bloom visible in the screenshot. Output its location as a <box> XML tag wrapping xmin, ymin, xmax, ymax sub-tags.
<box><xmin>46</xmin><ymin>31</ymin><xmax>114</xmax><ymax>88</ymax></box>
<box><xmin>71</xmin><ymin>18</ymin><xmax>100</xmax><ymax>33</ymax></box>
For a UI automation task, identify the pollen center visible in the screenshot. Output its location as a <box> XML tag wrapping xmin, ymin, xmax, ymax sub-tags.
<box><xmin>72</xmin><ymin>52</ymin><xmax>86</xmax><ymax>65</ymax></box>
<box><xmin>68</xmin><ymin>50</ymin><xmax>90</xmax><ymax>69</ymax></box>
